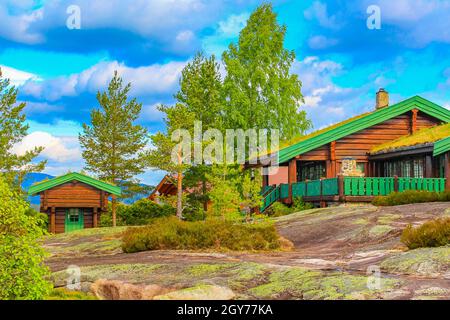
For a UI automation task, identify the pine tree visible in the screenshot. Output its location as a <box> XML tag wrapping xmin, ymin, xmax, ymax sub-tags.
<box><xmin>79</xmin><ymin>71</ymin><xmax>149</xmax><ymax>227</ymax></box>
<box><xmin>222</xmin><ymin>4</ymin><xmax>311</xmax><ymax>140</ymax></box>
<box><xmin>175</xmin><ymin>52</ymin><xmax>224</xmax><ymax>211</ymax></box>
<box><xmin>147</xmin><ymin>104</ymin><xmax>195</xmax><ymax>218</ymax></box>
<box><xmin>0</xmin><ymin>69</ymin><xmax>45</xmax><ymax>191</ymax></box>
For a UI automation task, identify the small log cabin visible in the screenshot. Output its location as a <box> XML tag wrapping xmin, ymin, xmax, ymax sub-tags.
<box><xmin>257</xmin><ymin>90</ymin><xmax>450</xmax><ymax>209</ymax></box>
<box><xmin>28</xmin><ymin>172</ymin><xmax>121</xmax><ymax>233</ymax></box>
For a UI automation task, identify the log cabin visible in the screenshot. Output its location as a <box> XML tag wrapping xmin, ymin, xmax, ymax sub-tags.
<box><xmin>28</xmin><ymin>172</ymin><xmax>121</xmax><ymax>233</ymax></box>
<box><xmin>258</xmin><ymin>90</ymin><xmax>450</xmax><ymax>210</ymax></box>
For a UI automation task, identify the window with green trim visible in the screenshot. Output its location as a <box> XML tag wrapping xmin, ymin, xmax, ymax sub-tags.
<box><xmin>299</xmin><ymin>161</ymin><xmax>326</xmax><ymax>181</ymax></box>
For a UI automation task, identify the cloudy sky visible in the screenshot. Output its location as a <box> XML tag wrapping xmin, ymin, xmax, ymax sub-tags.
<box><xmin>2</xmin><ymin>0</ymin><xmax>450</xmax><ymax>185</ymax></box>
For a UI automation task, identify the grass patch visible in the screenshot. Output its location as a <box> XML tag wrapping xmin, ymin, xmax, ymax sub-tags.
<box><xmin>401</xmin><ymin>218</ymin><xmax>450</xmax><ymax>249</ymax></box>
<box><xmin>121</xmin><ymin>217</ymin><xmax>282</xmax><ymax>253</ymax></box>
<box><xmin>372</xmin><ymin>190</ymin><xmax>450</xmax><ymax>206</ymax></box>
<box><xmin>369</xmin><ymin>225</ymin><xmax>395</xmax><ymax>237</ymax></box>
<box><xmin>248</xmin><ymin>267</ymin><xmax>400</xmax><ymax>300</ymax></box>
<box><xmin>371</xmin><ymin>123</ymin><xmax>450</xmax><ymax>153</ymax></box>
<box><xmin>47</xmin><ymin>226</ymin><xmax>128</xmax><ymax>241</ymax></box>
<box><xmin>45</xmin><ymin>288</ymin><xmax>97</xmax><ymax>300</ymax></box>
<box><xmin>51</xmin><ymin>264</ymin><xmax>163</xmax><ymax>286</ymax></box>
<box><xmin>380</xmin><ymin>246</ymin><xmax>450</xmax><ymax>276</ymax></box>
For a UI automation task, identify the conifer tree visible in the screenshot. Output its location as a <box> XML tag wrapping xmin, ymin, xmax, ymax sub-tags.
<box><xmin>79</xmin><ymin>71</ymin><xmax>149</xmax><ymax>227</ymax></box>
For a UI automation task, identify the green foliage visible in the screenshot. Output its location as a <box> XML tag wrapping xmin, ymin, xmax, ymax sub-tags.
<box><xmin>0</xmin><ymin>175</ymin><xmax>52</xmax><ymax>299</ymax></box>
<box><xmin>372</xmin><ymin>190</ymin><xmax>450</xmax><ymax>206</ymax></box>
<box><xmin>240</xmin><ymin>170</ymin><xmax>263</xmax><ymax>220</ymax></box>
<box><xmin>206</xmin><ymin>164</ymin><xmax>242</xmax><ymax>219</ymax></box>
<box><xmin>24</xmin><ymin>207</ymin><xmax>48</xmax><ymax>232</ymax></box>
<box><xmin>0</xmin><ymin>69</ymin><xmax>45</xmax><ymax>191</ymax></box>
<box><xmin>121</xmin><ymin>216</ymin><xmax>281</xmax><ymax>253</ymax></box>
<box><xmin>100</xmin><ymin>199</ymin><xmax>175</xmax><ymax>226</ymax></box>
<box><xmin>222</xmin><ymin>4</ymin><xmax>311</xmax><ymax>140</ymax></box>
<box><xmin>45</xmin><ymin>288</ymin><xmax>97</xmax><ymax>300</ymax></box>
<box><xmin>267</xmin><ymin>197</ymin><xmax>314</xmax><ymax>217</ymax></box>
<box><xmin>79</xmin><ymin>71</ymin><xmax>149</xmax><ymax>200</ymax></box>
<box><xmin>401</xmin><ymin>218</ymin><xmax>450</xmax><ymax>249</ymax></box>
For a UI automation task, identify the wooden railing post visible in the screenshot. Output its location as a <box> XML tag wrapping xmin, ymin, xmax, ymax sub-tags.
<box><xmin>338</xmin><ymin>175</ymin><xmax>344</xmax><ymax>202</ymax></box>
<box><xmin>445</xmin><ymin>152</ymin><xmax>450</xmax><ymax>191</ymax></box>
<box><xmin>394</xmin><ymin>175</ymin><xmax>399</xmax><ymax>192</ymax></box>
<box><xmin>50</xmin><ymin>207</ymin><xmax>56</xmax><ymax>234</ymax></box>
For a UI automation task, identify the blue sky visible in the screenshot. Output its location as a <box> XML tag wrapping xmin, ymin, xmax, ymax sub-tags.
<box><xmin>2</xmin><ymin>0</ymin><xmax>450</xmax><ymax>185</ymax></box>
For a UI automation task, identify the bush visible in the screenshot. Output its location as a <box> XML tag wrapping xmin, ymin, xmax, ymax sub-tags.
<box><xmin>0</xmin><ymin>176</ymin><xmax>52</xmax><ymax>299</ymax></box>
<box><xmin>100</xmin><ymin>199</ymin><xmax>175</xmax><ymax>226</ymax></box>
<box><xmin>121</xmin><ymin>217</ymin><xmax>281</xmax><ymax>253</ymax></box>
<box><xmin>267</xmin><ymin>197</ymin><xmax>314</xmax><ymax>217</ymax></box>
<box><xmin>401</xmin><ymin>218</ymin><xmax>450</xmax><ymax>249</ymax></box>
<box><xmin>372</xmin><ymin>190</ymin><xmax>450</xmax><ymax>206</ymax></box>
<box><xmin>25</xmin><ymin>207</ymin><xmax>48</xmax><ymax>232</ymax></box>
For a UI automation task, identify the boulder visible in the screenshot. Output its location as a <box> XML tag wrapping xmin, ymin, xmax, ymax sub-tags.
<box><xmin>91</xmin><ymin>279</ymin><xmax>172</xmax><ymax>300</ymax></box>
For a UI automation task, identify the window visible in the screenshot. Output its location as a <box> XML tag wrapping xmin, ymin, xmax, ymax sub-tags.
<box><xmin>299</xmin><ymin>162</ymin><xmax>326</xmax><ymax>181</ymax></box>
<box><xmin>68</xmin><ymin>209</ymin><xmax>80</xmax><ymax>222</ymax></box>
<box><xmin>381</xmin><ymin>157</ymin><xmax>424</xmax><ymax>178</ymax></box>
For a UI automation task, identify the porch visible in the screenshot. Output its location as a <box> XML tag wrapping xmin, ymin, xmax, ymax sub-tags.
<box><xmin>261</xmin><ymin>176</ymin><xmax>447</xmax><ymax>212</ymax></box>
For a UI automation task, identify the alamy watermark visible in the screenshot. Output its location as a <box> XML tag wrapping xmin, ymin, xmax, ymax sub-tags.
<box><xmin>171</xmin><ymin>121</ymin><xmax>279</xmax><ymax>171</ymax></box>
<box><xmin>66</xmin><ymin>5</ymin><xmax>81</xmax><ymax>30</ymax></box>
<box><xmin>367</xmin><ymin>5</ymin><xmax>381</xmax><ymax>30</ymax></box>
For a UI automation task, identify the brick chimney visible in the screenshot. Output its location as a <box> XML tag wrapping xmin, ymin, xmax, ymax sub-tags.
<box><xmin>376</xmin><ymin>88</ymin><xmax>389</xmax><ymax>109</ymax></box>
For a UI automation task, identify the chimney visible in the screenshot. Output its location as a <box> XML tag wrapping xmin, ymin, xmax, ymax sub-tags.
<box><xmin>376</xmin><ymin>88</ymin><xmax>389</xmax><ymax>109</ymax></box>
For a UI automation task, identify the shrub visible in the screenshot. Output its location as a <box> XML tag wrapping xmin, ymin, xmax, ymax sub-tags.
<box><xmin>268</xmin><ymin>197</ymin><xmax>314</xmax><ymax>217</ymax></box>
<box><xmin>372</xmin><ymin>190</ymin><xmax>450</xmax><ymax>206</ymax></box>
<box><xmin>0</xmin><ymin>176</ymin><xmax>52</xmax><ymax>299</ymax></box>
<box><xmin>100</xmin><ymin>199</ymin><xmax>175</xmax><ymax>226</ymax></box>
<box><xmin>25</xmin><ymin>207</ymin><xmax>48</xmax><ymax>232</ymax></box>
<box><xmin>121</xmin><ymin>217</ymin><xmax>281</xmax><ymax>253</ymax></box>
<box><xmin>401</xmin><ymin>218</ymin><xmax>450</xmax><ymax>249</ymax></box>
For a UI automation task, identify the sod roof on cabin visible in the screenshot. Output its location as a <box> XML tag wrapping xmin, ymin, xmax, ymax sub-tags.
<box><xmin>28</xmin><ymin>172</ymin><xmax>122</xmax><ymax>196</ymax></box>
<box><xmin>275</xmin><ymin>96</ymin><xmax>450</xmax><ymax>164</ymax></box>
<box><xmin>370</xmin><ymin>123</ymin><xmax>450</xmax><ymax>155</ymax></box>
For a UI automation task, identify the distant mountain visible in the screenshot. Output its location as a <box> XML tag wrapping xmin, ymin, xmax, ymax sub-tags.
<box><xmin>22</xmin><ymin>173</ymin><xmax>152</xmax><ymax>206</ymax></box>
<box><xmin>23</xmin><ymin>173</ymin><xmax>55</xmax><ymax>205</ymax></box>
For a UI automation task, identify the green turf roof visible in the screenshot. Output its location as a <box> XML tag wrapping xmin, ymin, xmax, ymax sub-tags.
<box><xmin>276</xmin><ymin>96</ymin><xmax>450</xmax><ymax>164</ymax></box>
<box><xmin>371</xmin><ymin>123</ymin><xmax>450</xmax><ymax>154</ymax></box>
<box><xmin>434</xmin><ymin>136</ymin><xmax>450</xmax><ymax>156</ymax></box>
<box><xmin>28</xmin><ymin>172</ymin><xmax>122</xmax><ymax>196</ymax></box>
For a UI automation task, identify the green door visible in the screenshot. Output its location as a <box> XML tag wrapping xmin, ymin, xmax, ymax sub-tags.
<box><xmin>65</xmin><ymin>208</ymin><xmax>84</xmax><ymax>233</ymax></box>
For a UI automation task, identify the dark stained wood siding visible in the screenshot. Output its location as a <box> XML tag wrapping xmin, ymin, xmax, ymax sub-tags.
<box><xmin>299</xmin><ymin>111</ymin><xmax>442</xmax><ymax>163</ymax></box>
<box><xmin>40</xmin><ymin>181</ymin><xmax>103</xmax><ymax>208</ymax></box>
<box><xmin>40</xmin><ymin>181</ymin><xmax>107</xmax><ymax>233</ymax></box>
<box><xmin>334</xmin><ymin>112</ymin><xmax>441</xmax><ymax>161</ymax></box>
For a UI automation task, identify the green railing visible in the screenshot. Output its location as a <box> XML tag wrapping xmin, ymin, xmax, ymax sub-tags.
<box><xmin>280</xmin><ymin>184</ymin><xmax>289</xmax><ymax>199</ymax></box>
<box><xmin>292</xmin><ymin>182</ymin><xmax>306</xmax><ymax>197</ymax></box>
<box><xmin>398</xmin><ymin>177</ymin><xmax>446</xmax><ymax>192</ymax></box>
<box><xmin>261</xmin><ymin>176</ymin><xmax>447</xmax><ymax>211</ymax></box>
<box><xmin>260</xmin><ymin>185</ymin><xmax>280</xmax><ymax>212</ymax></box>
<box><xmin>322</xmin><ymin>178</ymin><xmax>339</xmax><ymax>196</ymax></box>
<box><xmin>344</xmin><ymin>177</ymin><xmax>394</xmax><ymax>196</ymax></box>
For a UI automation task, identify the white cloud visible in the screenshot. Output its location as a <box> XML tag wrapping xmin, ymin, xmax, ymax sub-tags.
<box><xmin>1</xmin><ymin>0</ymin><xmax>225</xmax><ymax>48</ymax></box>
<box><xmin>0</xmin><ymin>65</ymin><xmax>40</xmax><ymax>86</ymax></box>
<box><xmin>0</xmin><ymin>4</ymin><xmax>43</xmax><ymax>44</ymax></box>
<box><xmin>12</xmin><ymin>131</ymin><xmax>81</xmax><ymax>163</ymax></box>
<box><xmin>308</xmin><ymin>35</ymin><xmax>338</xmax><ymax>50</ymax></box>
<box><xmin>21</xmin><ymin>60</ymin><xmax>186</xmax><ymax>101</ymax></box>
<box><xmin>304</xmin><ymin>1</ymin><xmax>341</xmax><ymax>30</ymax></box>
<box><xmin>202</xmin><ymin>13</ymin><xmax>249</xmax><ymax>56</ymax></box>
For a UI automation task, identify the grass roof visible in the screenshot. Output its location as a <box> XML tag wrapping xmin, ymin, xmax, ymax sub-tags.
<box><xmin>371</xmin><ymin>123</ymin><xmax>450</xmax><ymax>154</ymax></box>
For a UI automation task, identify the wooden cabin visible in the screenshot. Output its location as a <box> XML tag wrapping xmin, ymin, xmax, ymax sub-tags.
<box><xmin>258</xmin><ymin>91</ymin><xmax>450</xmax><ymax>210</ymax></box>
<box><xmin>28</xmin><ymin>172</ymin><xmax>121</xmax><ymax>233</ymax></box>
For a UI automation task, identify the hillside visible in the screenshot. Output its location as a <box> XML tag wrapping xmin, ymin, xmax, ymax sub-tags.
<box><xmin>44</xmin><ymin>203</ymin><xmax>450</xmax><ymax>300</ymax></box>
